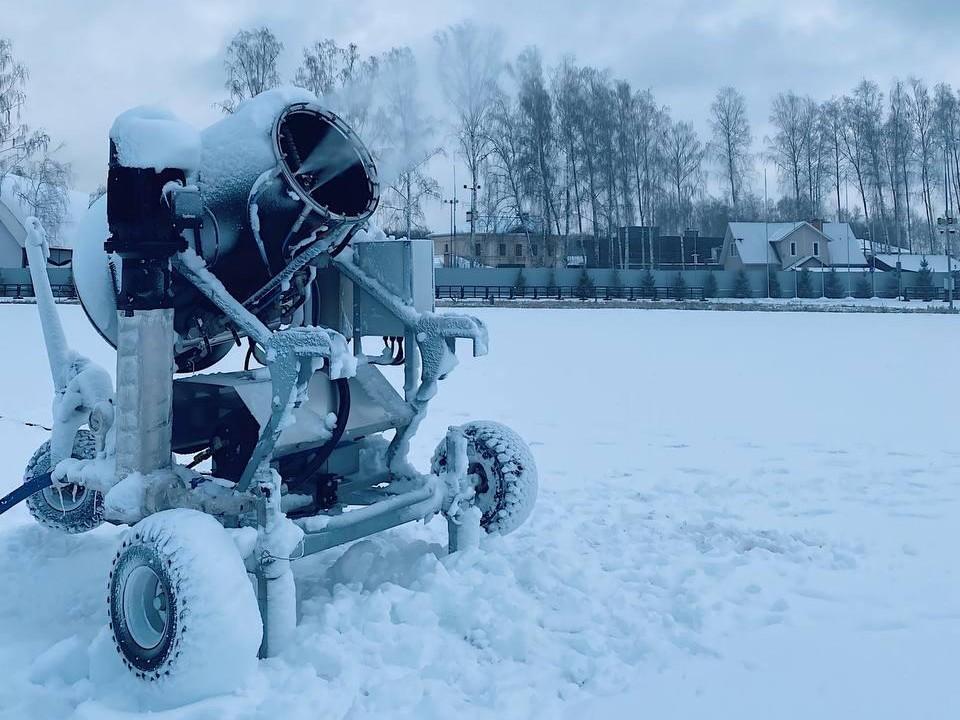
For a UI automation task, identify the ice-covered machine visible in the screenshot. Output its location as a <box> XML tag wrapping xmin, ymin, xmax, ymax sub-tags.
<box><xmin>0</xmin><ymin>88</ymin><xmax>537</xmax><ymax>699</ymax></box>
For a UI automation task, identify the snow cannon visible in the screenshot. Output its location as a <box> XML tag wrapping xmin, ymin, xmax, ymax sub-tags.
<box><xmin>2</xmin><ymin>87</ymin><xmax>538</xmax><ymax>701</ymax></box>
<box><xmin>75</xmin><ymin>89</ymin><xmax>380</xmax><ymax>371</ymax></box>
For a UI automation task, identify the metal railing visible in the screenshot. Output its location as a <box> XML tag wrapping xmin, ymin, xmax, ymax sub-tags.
<box><xmin>902</xmin><ymin>286</ymin><xmax>948</xmax><ymax>302</ymax></box>
<box><xmin>436</xmin><ymin>285</ymin><xmax>706</xmax><ymax>302</ymax></box>
<box><xmin>0</xmin><ymin>283</ymin><xmax>77</xmax><ymax>299</ymax></box>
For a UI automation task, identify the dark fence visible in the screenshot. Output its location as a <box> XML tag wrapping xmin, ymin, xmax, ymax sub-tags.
<box><xmin>436</xmin><ymin>284</ymin><xmax>706</xmax><ymax>302</ymax></box>
<box><xmin>902</xmin><ymin>286</ymin><xmax>952</xmax><ymax>302</ymax></box>
<box><xmin>0</xmin><ymin>283</ymin><xmax>77</xmax><ymax>299</ymax></box>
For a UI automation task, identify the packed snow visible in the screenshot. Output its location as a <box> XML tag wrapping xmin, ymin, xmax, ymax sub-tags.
<box><xmin>109</xmin><ymin>106</ymin><xmax>201</xmax><ymax>173</ymax></box>
<box><xmin>0</xmin><ymin>305</ymin><xmax>959</xmax><ymax>718</ymax></box>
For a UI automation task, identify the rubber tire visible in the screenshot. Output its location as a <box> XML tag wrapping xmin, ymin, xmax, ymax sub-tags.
<box><xmin>432</xmin><ymin>421</ymin><xmax>538</xmax><ymax>535</ymax></box>
<box><xmin>24</xmin><ymin>429</ymin><xmax>104</xmax><ymax>533</ymax></box>
<box><xmin>108</xmin><ymin>509</ymin><xmax>262</xmax><ymax>699</ymax></box>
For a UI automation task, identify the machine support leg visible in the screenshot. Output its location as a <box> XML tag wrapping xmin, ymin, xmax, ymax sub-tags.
<box><xmin>447</xmin><ymin>505</ymin><xmax>482</xmax><ymax>554</ymax></box>
<box><xmin>256</xmin><ymin>558</ymin><xmax>296</xmax><ymax>659</ymax></box>
<box><xmin>254</xmin><ymin>466</ymin><xmax>302</xmax><ymax>658</ymax></box>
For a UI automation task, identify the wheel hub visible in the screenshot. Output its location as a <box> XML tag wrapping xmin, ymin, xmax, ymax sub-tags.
<box><xmin>122</xmin><ymin>565</ymin><xmax>170</xmax><ymax>651</ymax></box>
<box><xmin>40</xmin><ymin>483</ymin><xmax>86</xmax><ymax>513</ymax></box>
<box><xmin>468</xmin><ymin>461</ymin><xmax>496</xmax><ymax>517</ymax></box>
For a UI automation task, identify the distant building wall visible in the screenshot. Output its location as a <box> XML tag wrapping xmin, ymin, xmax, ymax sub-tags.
<box><xmin>0</xmin><ymin>222</ymin><xmax>23</xmax><ymax>268</ymax></box>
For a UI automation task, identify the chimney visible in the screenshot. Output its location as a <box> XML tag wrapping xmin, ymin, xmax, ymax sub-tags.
<box><xmin>809</xmin><ymin>218</ymin><xmax>824</xmax><ymax>233</ymax></box>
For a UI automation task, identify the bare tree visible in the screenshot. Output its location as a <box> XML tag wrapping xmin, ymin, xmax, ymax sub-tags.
<box><xmin>552</xmin><ymin>57</ymin><xmax>586</xmax><ymax>236</ymax></box>
<box><xmin>909</xmin><ymin>78</ymin><xmax>937</xmax><ymax>250</ymax></box>
<box><xmin>377</xmin><ymin>47</ymin><xmax>441</xmax><ymax>239</ymax></box>
<box><xmin>515</xmin><ymin>47</ymin><xmax>559</xmax><ymax>252</ymax></box>
<box><xmin>292</xmin><ymin>39</ymin><xmax>380</xmax><ymax>137</ymax></box>
<box><xmin>934</xmin><ymin>83</ymin><xmax>960</xmax><ymax>225</ymax></box>
<box><xmin>293</xmin><ymin>39</ymin><xmax>359</xmax><ymax>97</ymax></box>
<box><xmin>842</xmin><ymin>92</ymin><xmax>875</xmax><ymax>253</ymax></box>
<box><xmin>613</xmin><ymin>80</ymin><xmax>636</xmax><ymax>227</ymax></box>
<box><xmin>822</xmin><ymin>99</ymin><xmax>846</xmax><ymax>222</ymax></box>
<box><xmin>0</xmin><ymin>38</ymin><xmax>48</xmax><ymax>181</ymax></box>
<box><xmin>15</xmin><ymin>152</ymin><xmax>71</xmax><ymax>243</ymax></box>
<box><xmin>769</xmin><ymin>92</ymin><xmax>809</xmax><ymax>208</ymax></box>
<box><xmin>219</xmin><ymin>27</ymin><xmax>283</xmax><ymax>113</ymax></box>
<box><xmin>434</xmin><ymin>22</ymin><xmax>503</xmax><ymax>246</ymax></box>
<box><xmin>664</xmin><ymin>120</ymin><xmax>704</xmax><ymax>257</ymax></box>
<box><xmin>884</xmin><ymin>79</ymin><xmax>913</xmax><ymax>250</ymax></box>
<box><xmin>710</xmin><ymin>86</ymin><xmax>752</xmax><ymax>209</ymax></box>
<box><xmin>486</xmin><ymin>93</ymin><xmax>532</xmax><ymax>247</ymax></box>
<box><xmin>633</xmin><ymin>89</ymin><xmax>668</xmax><ymax>263</ymax></box>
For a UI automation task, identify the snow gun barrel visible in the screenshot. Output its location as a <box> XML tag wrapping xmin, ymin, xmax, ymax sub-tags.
<box><xmin>72</xmin><ymin>91</ymin><xmax>380</xmax><ymax>372</ymax></box>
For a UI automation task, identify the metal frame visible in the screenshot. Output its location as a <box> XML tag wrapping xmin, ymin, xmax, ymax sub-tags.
<box><xmin>1</xmin><ymin>228</ymin><xmax>490</xmax><ymax>659</ymax></box>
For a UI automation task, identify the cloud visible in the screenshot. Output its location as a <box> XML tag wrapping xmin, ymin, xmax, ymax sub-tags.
<box><xmin>4</xmin><ymin>0</ymin><xmax>959</xmax><ymax>228</ymax></box>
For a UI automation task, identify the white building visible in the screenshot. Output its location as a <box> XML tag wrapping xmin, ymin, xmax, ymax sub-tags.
<box><xmin>720</xmin><ymin>220</ymin><xmax>868</xmax><ymax>271</ymax></box>
<box><xmin>0</xmin><ymin>175</ymin><xmax>90</xmax><ymax>268</ymax></box>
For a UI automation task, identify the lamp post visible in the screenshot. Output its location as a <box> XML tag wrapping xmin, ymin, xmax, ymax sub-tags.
<box><xmin>464</xmin><ymin>182</ymin><xmax>481</xmax><ymax>233</ymax></box>
<box><xmin>937</xmin><ymin>217</ymin><xmax>956</xmax><ymax>309</ymax></box>
<box><xmin>442</xmin><ymin>196</ymin><xmax>460</xmax><ymax>268</ymax></box>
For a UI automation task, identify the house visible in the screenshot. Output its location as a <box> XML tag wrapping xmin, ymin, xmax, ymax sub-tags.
<box><xmin>0</xmin><ymin>175</ymin><xmax>90</xmax><ymax>269</ymax></box>
<box><xmin>720</xmin><ymin>220</ymin><xmax>867</xmax><ymax>271</ymax></box>
<box><xmin>431</xmin><ymin>231</ymin><xmax>569</xmax><ymax>269</ymax></box>
<box><xmin>872</xmin><ymin>254</ymin><xmax>958</xmax><ymax>273</ymax></box>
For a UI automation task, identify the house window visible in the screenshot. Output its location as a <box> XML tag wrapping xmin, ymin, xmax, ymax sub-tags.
<box><xmin>444</xmin><ymin>244</ymin><xmax>449</xmax><ymax>253</ymax></box>
<box><xmin>730</xmin><ymin>242</ymin><xmax>738</xmax><ymax>257</ymax></box>
<box><xmin>474</xmin><ymin>243</ymin><xmax>481</xmax><ymax>256</ymax></box>
<box><xmin>515</xmin><ymin>243</ymin><xmax>523</xmax><ymax>257</ymax></box>
<box><xmin>813</xmin><ymin>241</ymin><xmax>820</xmax><ymax>256</ymax></box>
<box><xmin>531</xmin><ymin>244</ymin><xmax>539</xmax><ymax>256</ymax></box>
<box><xmin>498</xmin><ymin>243</ymin><xmax>506</xmax><ymax>257</ymax></box>
<box><xmin>790</xmin><ymin>241</ymin><xmax>797</xmax><ymax>257</ymax></box>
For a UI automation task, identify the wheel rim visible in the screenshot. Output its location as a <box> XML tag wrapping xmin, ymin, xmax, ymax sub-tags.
<box><xmin>122</xmin><ymin>565</ymin><xmax>169</xmax><ymax>651</ymax></box>
<box><xmin>469</xmin><ymin>461</ymin><xmax>498</xmax><ymax>519</ymax></box>
<box><xmin>40</xmin><ymin>483</ymin><xmax>87</xmax><ymax>512</ymax></box>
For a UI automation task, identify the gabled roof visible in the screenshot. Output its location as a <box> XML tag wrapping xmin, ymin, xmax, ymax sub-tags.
<box><xmin>783</xmin><ymin>254</ymin><xmax>826</xmax><ymax>270</ymax></box>
<box><xmin>727</xmin><ymin>222</ymin><xmax>802</xmax><ymax>264</ymax></box>
<box><xmin>0</xmin><ymin>174</ymin><xmax>89</xmax><ymax>250</ymax></box>
<box><xmin>725</xmin><ymin>221</ymin><xmax>868</xmax><ymax>266</ymax></box>
<box><xmin>873</xmin><ymin>254</ymin><xmax>958</xmax><ymax>272</ymax></box>
<box><xmin>822</xmin><ymin>222</ymin><xmax>868</xmax><ymax>266</ymax></box>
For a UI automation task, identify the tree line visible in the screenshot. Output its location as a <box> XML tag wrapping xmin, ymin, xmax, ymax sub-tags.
<box><xmin>5</xmin><ymin>25</ymin><xmax>960</xmax><ymax>262</ymax></box>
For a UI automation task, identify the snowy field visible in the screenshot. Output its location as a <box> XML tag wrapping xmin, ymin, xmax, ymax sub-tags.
<box><xmin>1</xmin><ymin>305</ymin><xmax>959</xmax><ymax>719</ymax></box>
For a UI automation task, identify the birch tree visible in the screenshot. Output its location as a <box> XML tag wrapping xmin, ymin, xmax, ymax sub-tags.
<box><xmin>769</xmin><ymin>92</ymin><xmax>809</xmax><ymax>208</ymax></box>
<box><xmin>822</xmin><ymin>99</ymin><xmax>846</xmax><ymax>222</ymax></box>
<box><xmin>0</xmin><ymin>38</ymin><xmax>48</xmax><ymax>181</ymax></box>
<box><xmin>515</xmin><ymin>47</ymin><xmax>558</xmax><ymax>246</ymax></box>
<box><xmin>709</xmin><ymin>86</ymin><xmax>752</xmax><ymax>209</ymax></box>
<box><xmin>219</xmin><ymin>27</ymin><xmax>283</xmax><ymax>113</ymax></box>
<box><xmin>664</xmin><ymin>120</ymin><xmax>704</xmax><ymax>245</ymax></box>
<box><xmin>435</xmin><ymin>22</ymin><xmax>503</xmax><ymax>243</ymax></box>
<box><xmin>909</xmin><ymin>78</ymin><xmax>937</xmax><ymax>250</ymax></box>
<box><xmin>377</xmin><ymin>47</ymin><xmax>441</xmax><ymax>239</ymax></box>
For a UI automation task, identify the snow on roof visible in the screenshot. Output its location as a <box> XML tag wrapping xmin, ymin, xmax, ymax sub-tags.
<box><xmin>874</xmin><ymin>254</ymin><xmax>958</xmax><ymax>272</ymax></box>
<box><xmin>727</xmin><ymin>222</ymin><xmax>799</xmax><ymax>264</ymax></box>
<box><xmin>0</xmin><ymin>174</ymin><xmax>90</xmax><ymax>251</ymax></box>
<box><xmin>726</xmin><ymin>221</ymin><xmax>867</xmax><ymax>266</ymax></box>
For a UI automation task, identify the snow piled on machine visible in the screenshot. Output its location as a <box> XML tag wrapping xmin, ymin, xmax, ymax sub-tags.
<box><xmin>109</xmin><ymin>107</ymin><xmax>201</xmax><ymax>173</ymax></box>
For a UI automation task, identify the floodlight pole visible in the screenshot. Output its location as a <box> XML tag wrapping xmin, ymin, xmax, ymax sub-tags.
<box><xmin>765</xmin><ymin>168</ymin><xmax>770</xmax><ymax>299</ymax></box>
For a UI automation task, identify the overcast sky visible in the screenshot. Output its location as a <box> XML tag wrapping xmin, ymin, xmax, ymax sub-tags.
<box><xmin>4</xmin><ymin>0</ymin><xmax>960</xmax><ymax>230</ymax></box>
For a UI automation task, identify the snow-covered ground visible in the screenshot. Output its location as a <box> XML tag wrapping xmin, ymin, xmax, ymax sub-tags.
<box><xmin>1</xmin><ymin>305</ymin><xmax>959</xmax><ymax>719</ymax></box>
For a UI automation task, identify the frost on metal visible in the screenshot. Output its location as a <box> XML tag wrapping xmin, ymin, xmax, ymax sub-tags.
<box><xmin>24</xmin><ymin>217</ymin><xmax>114</xmax><ymax>468</ymax></box>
